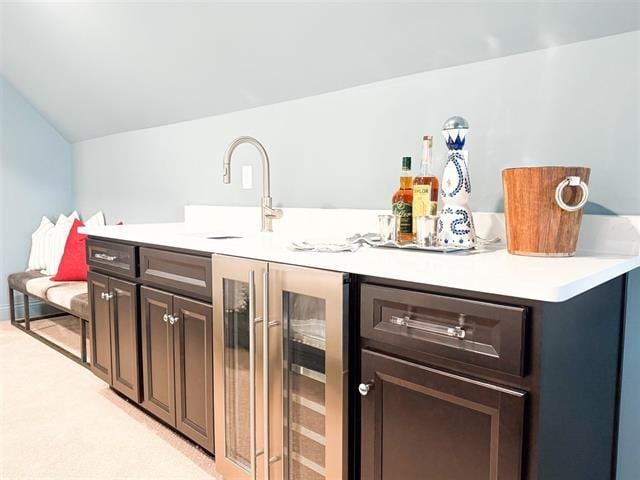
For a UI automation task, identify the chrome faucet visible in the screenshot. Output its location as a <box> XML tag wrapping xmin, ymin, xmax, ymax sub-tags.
<box><xmin>223</xmin><ymin>136</ymin><xmax>283</xmax><ymax>232</ymax></box>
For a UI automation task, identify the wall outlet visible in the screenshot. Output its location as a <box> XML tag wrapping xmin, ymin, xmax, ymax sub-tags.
<box><xmin>242</xmin><ymin>165</ymin><xmax>253</xmax><ymax>189</ymax></box>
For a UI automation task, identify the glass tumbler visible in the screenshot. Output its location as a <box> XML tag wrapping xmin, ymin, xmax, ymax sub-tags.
<box><xmin>378</xmin><ymin>214</ymin><xmax>396</xmax><ymax>243</ymax></box>
<box><xmin>415</xmin><ymin>215</ymin><xmax>438</xmax><ymax>247</ymax></box>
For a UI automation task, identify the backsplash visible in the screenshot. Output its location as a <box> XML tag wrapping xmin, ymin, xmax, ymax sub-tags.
<box><xmin>184</xmin><ymin>205</ymin><xmax>640</xmax><ymax>256</ymax></box>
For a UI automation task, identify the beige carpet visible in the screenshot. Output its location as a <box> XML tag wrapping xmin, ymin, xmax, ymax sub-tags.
<box><xmin>0</xmin><ymin>322</ymin><xmax>219</xmax><ymax>480</ymax></box>
<box><xmin>29</xmin><ymin>315</ymin><xmax>86</xmax><ymax>359</ymax></box>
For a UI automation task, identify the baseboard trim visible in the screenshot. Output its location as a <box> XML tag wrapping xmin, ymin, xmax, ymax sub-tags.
<box><xmin>0</xmin><ymin>299</ymin><xmax>60</xmax><ymax>321</ymax></box>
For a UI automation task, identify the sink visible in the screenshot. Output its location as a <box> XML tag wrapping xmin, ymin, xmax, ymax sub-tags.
<box><xmin>181</xmin><ymin>232</ymin><xmax>243</xmax><ymax>240</ymax></box>
<box><xmin>204</xmin><ymin>235</ymin><xmax>242</xmax><ymax>240</ymax></box>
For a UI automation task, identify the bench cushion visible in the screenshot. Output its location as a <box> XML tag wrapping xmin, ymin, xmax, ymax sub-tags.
<box><xmin>45</xmin><ymin>283</ymin><xmax>89</xmax><ymax>319</ymax></box>
<box><xmin>8</xmin><ymin>271</ymin><xmax>89</xmax><ymax>320</ymax></box>
<box><xmin>70</xmin><ymin>293</ymin><xmax>90</xmax><ymax>320</ymax></box>
<box><xmin>25</xmin><ymin>276</ymin><xmax>65</xmax><ymax>300</ymax></box>
<box><xmin>8</xmin><ymin>271</ymin><xmax>46</xmax><ymax>292</ymax></box>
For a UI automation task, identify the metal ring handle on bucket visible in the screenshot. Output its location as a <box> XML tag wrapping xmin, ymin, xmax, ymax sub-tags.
<box><xmin>555</xmin><ymin>176</ymin><xmax>589</xmax><ymax>212</ymax></box>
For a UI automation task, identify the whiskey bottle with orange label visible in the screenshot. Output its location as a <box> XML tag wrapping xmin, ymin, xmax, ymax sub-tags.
<box><xmin>412</xmin><ymin>135</ymin><xmax>439</xmax><ymax>233</ymax></box>
<box><xmin>392</xmin><ymin>156</ymin><xmax>414</xmax><ymax>244</ymax></box>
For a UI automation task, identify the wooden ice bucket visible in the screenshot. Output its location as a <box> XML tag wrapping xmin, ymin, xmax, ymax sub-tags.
<box><xmin>502</xmin><ymin>166</ymin><xmax>590</xmax><ymax>256</ymax></box>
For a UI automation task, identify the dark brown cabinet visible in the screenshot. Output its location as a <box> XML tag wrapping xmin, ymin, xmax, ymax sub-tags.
<box><xmin>141</xmin><ymin>287</ymin><xmax>175</xmax><ymax>424</ymax></box>
<box><xmin>140</xmin><ymin>286</ymin><xmax>214</xmax><ymax>453</ymax></box>
<box><xmin>88</xmin><ymin>240</ymin><xmax>215</xmax><ymax>455</ymax></box>
<box><xmin>358</xmin><ymin>276</ymin><xmax>627</xmax><ymax>480</ymax></box>
<box><xmin>109</xmin><ymin>277</ymin><xmax>140</xmax><ymax>402</ymax></box>
<box><xmin>140</xmin><ymin>247</ymin><xmax>212</xmax><ymax>302</ymax></box>
<box><xmin>360</xmin><ymin>349</ymin><xmax>525</xmax><ymax>480</ymax></box>
<box><xmin>88</xmin><ymin>271</ymin><xmax>140</xmax><ymax>402</ymax></box>
<box><xmin>173</xmin><ymin>295</ymin><xmax>214</xmax><ymax>452</ymax></box>
<box><xmin>360</xmin><ymin>283</ymin><xmax>527</xmax><ymax>376</ymax></box>
<box><xmin>87</xmin><ymin>238</ymin><xmax>138</xmax><ymax>279</ymax></box>
<box><xmin>88</xmin><ymin>272</ymin><xmax>112</xmax><ymax>384</ymax></box>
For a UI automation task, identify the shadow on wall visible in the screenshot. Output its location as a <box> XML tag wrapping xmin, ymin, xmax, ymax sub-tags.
<box><xmin>584</xmin><ymin>202</ymin><xmax>619</xmax><ymax>216</ymax></box>
<box><xmin>493</xmin><ymin>197</ymin><xmax>619</xmax><ymax>216</ymax></box>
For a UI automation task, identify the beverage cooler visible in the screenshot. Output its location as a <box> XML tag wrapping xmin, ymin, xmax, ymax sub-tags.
<box><xmin>213</xmin><ymin>255</ymin><xmax>349</xmax><ymax>480</ymax></box>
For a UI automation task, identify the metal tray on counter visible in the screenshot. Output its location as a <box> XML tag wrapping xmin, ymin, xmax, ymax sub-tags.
<box><xmin>289</xmin><ymin>234</ymin><xmax>479</xmax><ymax>254</ymax></box>
<box><xmin>349</xmin><ymin>234</ymin><xmax>475</xmax><ymax>253</ymax></box>
<box><xmin>370</xmin><ymin>241</ymin><xmax>473</xmax><ymax>253</ymax></box>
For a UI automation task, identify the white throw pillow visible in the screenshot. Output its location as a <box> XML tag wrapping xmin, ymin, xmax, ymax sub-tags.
<box><xmin>40</xmin><ymin>219</ymin><xmax>58</xmax><ymax>274</ymax></box>
<box><xmin>35</xmin><ymin>219</ymin><xmax>55</xmax><ymax>271</ymax></box>
<box><xmin>43</xmin><ymin>211</ymin><xmax>79</xmax><ymax>275</ymax></box>
<box><xmin>27</xmin><ymin>216</ymin><xmax>54</xmax><ymax>271</ymax></box>
<box><xmin>84</xmin><ymin>211</ymin><xmax>105</xmax><ymax>227</ymax></box>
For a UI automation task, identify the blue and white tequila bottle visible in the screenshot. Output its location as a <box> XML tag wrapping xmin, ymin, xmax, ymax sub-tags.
<box><xmin>437</xmin><ymin>116</ymin><xmax>476</xmax><ymax>247</ymax></box>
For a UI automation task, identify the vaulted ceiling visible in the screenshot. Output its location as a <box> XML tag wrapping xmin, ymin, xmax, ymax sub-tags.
<box><xmin>2</xmin><ymin>1</ymin><xmax>638</xmax><ymax>142</ymax></box>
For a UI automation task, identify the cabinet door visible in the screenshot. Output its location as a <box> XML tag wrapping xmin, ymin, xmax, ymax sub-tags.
<box><xmin>109</xmin><ymin>277</ymin><xmax>141</xmax><ymax>402</ymax></box>
<box><xmin>213</xmin><ymin>255</ymin><xmax>268</xmax><ymax>480</ymax></box>
<box><xmin>361</xmin><ymin>349</ymin><xmax>525</xmax><ymax>480</ymax></box>
<box><xmin>269</xmin><ymin>263</ymin><xmax>348</xmax><ymax>480</ymax></box>
<box><xmin>88</xmin><ymin>271</ymin><xmax>112</xmax><ymax>384</ymax></box>
<box><xmin>141</xmin><ymin>286</ymin><xmax>176</xmax><ymax>426</ymax></box>
<box><xmin>173</xmin><ymin>295</ymin><xmax>214</xmax><ymax>453</ymax></box>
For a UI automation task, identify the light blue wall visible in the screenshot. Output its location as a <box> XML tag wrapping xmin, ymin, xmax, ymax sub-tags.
<box><xmin>0</xmin><ymin>75</ymin><xmax>74</xmax><ymax>319</ymax></box>
<box><xmin>73</xmin><ymin>32</ymin><xmax>640</xmax><ymax>222</ymax></box>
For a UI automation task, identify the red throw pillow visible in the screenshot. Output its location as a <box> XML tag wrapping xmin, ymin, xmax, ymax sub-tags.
<box><xmin>52</xmin><ymin>219</ymin><xmax>88</xmax><ymax>281</ymax></box>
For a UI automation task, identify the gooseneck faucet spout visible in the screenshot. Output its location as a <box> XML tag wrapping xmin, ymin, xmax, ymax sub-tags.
<box><xmin>223</xmin><ymin>136</ymin><xmax>283</xmax><ymax>232</ymax></box>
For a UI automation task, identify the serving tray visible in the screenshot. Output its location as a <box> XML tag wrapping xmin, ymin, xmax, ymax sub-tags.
<box><xmin>369</xmin><ymin>240</ymin><xmax>473</xmax><ymax>253</ymax></box>
<box><xmin>289</xmin><ymin>234</ymin><xmax>477</xmax><ymax>254</ymax></box>
<box><xmin>349</xmin><ymin>234</ymin><xmax>474</xmax><ymax>253</ymax></box>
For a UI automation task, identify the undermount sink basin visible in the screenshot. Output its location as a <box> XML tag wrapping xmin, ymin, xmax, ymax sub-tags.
<box><xmin>205</xmin><ymin>235</ymin><xmax>242</xmax><ymax>240</ymax></box>
<box><xmin>182</xmin><ymin>232</ymin><xmax>243</xmax><ymax>240</ymax></box>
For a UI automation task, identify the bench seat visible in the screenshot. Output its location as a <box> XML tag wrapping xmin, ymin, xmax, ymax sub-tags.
<box><xmin>8</xmin><ymin>271</ymin><xmax>89</xmax><ymax>320</ymax></box>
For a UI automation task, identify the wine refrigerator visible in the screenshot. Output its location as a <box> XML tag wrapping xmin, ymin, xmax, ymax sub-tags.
<box><xmin>213</xmin><ymin>255</ymin><xmax>349</xmax><ymax>480</ymax></box>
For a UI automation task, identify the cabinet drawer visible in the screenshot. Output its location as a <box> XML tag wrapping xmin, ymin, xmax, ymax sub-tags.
<box><xmin>87</xmin><ymin>239</ymin><xmax>138</xmax><ymax>279</ymax></box>
<box><xmin>140</xmin><ymin>248</ymin><xmax>212</xmax><ymax>301</ymax></box>
<box><xmin>361</xmin><ymin>283</ymin><xmax>527</xmax><ymax>376</ymax></box>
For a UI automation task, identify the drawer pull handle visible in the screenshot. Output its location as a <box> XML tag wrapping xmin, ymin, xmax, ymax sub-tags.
<box><xmin>101</xmin><ymin>292</ymin><xmax>114</xmax><ymax>301</ymax></box>
<box><xmin>95</xmin><ymin>253</ymin><xmax>117</xmax><ymax>261</ymax></box>
<box><xmin>358</xmin><ymin>382</ymin><xmax>374</xmax><ymax>396</ymax></box>
<box><xmin>390</xmin><ymin>315</ymin><xmax>466</xmax><ymax>339</ymax></box>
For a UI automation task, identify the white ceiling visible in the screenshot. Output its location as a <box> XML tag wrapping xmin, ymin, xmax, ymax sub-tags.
<box><xmin>2</xmin><ymin>1</ymin><xmax>639</xmax><ymax>142</ymax></box>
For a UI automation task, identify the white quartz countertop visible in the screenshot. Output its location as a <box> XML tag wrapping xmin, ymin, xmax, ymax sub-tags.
<box><xmin>80</xmin><ymin>222</ymin><xmax>640</xmax><ymax>303</ymax></box>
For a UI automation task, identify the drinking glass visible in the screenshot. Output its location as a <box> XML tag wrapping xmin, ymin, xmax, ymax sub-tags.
<box><xmin>378</xmin><ymin>214</ymin><xmax>396</xmax><ymax>242</ymax></box>
<box><xmin>415</xmin><ymin>215</ymin><xmax>438</xmax><ymax>247</ymax></box>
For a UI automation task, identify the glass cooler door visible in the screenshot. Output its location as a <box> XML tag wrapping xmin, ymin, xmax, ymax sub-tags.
<box><xmin>213</xmin><ymin>256</ymin><xmax>268</xmax><ymax>480</ymax></box>
<box><xmin>269</xmin><ymin>264</ymin><xmax>348</xmax><ymax>480</ymax></box>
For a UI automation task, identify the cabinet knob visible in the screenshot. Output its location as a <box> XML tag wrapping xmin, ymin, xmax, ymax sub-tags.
<box><xmin>162</xmin><ymin>313</ymin><xmax>169</xmax><ymax>323</ymax></box>
<box><xmin>101</xmin><ymin>292</ymin><xmax>114</xmax><ymax>301</ymax></box>
<box><xmin>168</xmin><ymin>314</ymin><xmax>179</xmax><ymax>325</ymax></box>
<box><xmin>358</xmin><ymin>382</ymin><xmax>374</xmax><ymax>396</ymax></box>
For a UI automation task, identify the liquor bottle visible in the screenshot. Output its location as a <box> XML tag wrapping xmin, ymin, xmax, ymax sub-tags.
<box><xmin>392</xmin><ymin>156</ymin><xmax>414</xmax><ymax>244</ymax></box>
<box><xmin>412</xmin><ymin>135</ymin><xmax>440</xmax><ymax>233</ymax></box>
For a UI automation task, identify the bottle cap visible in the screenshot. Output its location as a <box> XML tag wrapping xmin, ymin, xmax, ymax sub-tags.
<box><xmin>402</xmin><ymin>157</ymin><xmax>411</xmax><ymax>170</ymax></box>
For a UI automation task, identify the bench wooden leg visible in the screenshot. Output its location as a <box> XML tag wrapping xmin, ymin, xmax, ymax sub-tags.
<box><xmin>9</xmin><ymin>287</ymin><xmax>16</xmax><ymax>325</ymax></box>
<box><xmin>23</xmin><ymin>293</ymin><xmax>30</xmax><ymax>331</ymax></box>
